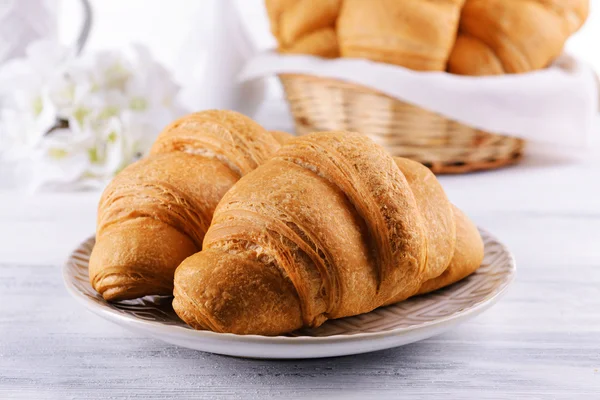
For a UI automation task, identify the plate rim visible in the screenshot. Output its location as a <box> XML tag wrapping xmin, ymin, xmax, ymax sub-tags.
<box><xmin>63</xmin><ymin>227</ymin><xmax>516</xmax><ymax>345</ymax></box>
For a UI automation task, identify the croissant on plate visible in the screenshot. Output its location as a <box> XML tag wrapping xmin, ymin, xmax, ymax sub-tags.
<box><xmin>89</xmin><ymin>110</ymin><xmax>289</xmax><ymax>301</ymax></box>
<box><xmin>172</xmin><ymin>131</ymin><xmax>483</xmax><ymax>335</ymax></box>
<box><xmin>447</xmin><ymin>0</ymin><xmax>589</xmax><ymax>75</ymax></box>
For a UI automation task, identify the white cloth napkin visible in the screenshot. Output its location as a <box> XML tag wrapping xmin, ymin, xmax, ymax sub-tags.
<box><xmin>240</xmin><ymin>51</ymin><xmax>599</xmax><ymax>150</ymax></box>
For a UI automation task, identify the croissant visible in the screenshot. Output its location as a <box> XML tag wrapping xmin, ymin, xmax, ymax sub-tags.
<box><xmin>337</xmin><ymin>0</ymin><xmax>465</xmax><ymax>70</ymax></box>
<box><xmin>89</xmin><ymin>110</ymin><xmax>288</xmax><ymax>301</ymax></box>
<box><xmin>448</xmin><ymin>0</ymin><xmax>589</xmax><ymax>75</ymax></box>
<box><xmin>173</xmin><ymin>131</ymin><xmax>483</xmax><ymax>335</ymax></box>
<box><xmin>279</xmin><ymin>28</ymin><xmax>340</xmax><ymax>58</ymax></box>
<box><xmin>266</xmin><ymin>0</ymin><xmax>341</xmax><ymax>57</ymax></box>
<box><xmin>416</xmin><ymin>205</ymin><xmax>484</xmax><ymax>296</ymax></box>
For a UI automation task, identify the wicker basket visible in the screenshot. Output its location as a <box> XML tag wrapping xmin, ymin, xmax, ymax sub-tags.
<box><xmin>279</xmin><ymin>74</ymin><xmax>525</xmax><ymax>174</ymax></box>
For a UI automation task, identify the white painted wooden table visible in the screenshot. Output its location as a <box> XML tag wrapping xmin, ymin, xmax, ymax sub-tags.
<box><xmin>1</xmin><ymin>105</ymin><xmax>599</xmax><ymax>399</ymax></box>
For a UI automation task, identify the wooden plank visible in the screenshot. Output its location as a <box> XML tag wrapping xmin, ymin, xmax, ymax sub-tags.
<box><xmin>1</xmin><ymin>217</ymin><xmax>598</xmax><ymax>399</ymax></box>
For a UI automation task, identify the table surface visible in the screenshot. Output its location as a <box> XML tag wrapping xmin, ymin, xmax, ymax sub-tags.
<box><xmin>1</xmin><ymin>104</ymin><xmax>599</xmax><ymax>399</ymax></box>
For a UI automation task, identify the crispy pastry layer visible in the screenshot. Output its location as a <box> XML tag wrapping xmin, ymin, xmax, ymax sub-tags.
<box><xmin>89</xmin><ymin>110</ymin><xmax>284</xmax><ymax>301</ymax></box>
<box><xmin>173</xmin><ymin>132</ymin><xmax>481</xmax><ymax>335</ymax></box>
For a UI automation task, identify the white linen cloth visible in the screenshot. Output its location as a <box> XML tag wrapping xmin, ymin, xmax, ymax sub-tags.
<box><xmin>240</xmin><ymin>51</ymin><xmax>599</xmax><ymax>150</ymax></box>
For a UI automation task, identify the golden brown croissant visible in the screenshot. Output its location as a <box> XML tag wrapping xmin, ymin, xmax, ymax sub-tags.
<box><xmin>448</xmin><ymin>0</ymin><xmax>589</xmax><ymax>75</ymax></box>
<box><xmin>337</xmin><ymin>0</ymin><xmax>465</xmax><ymax>70</ymax></box>
<box><xmin>417</xmin><ymin>205</ymin><xmax>484</xmax><ymax>295</ymax></box>
<box><xmin>173</xmin><ymin>131</ymin><xmax>483</xmax><ymax>335</ymax></box>
<box><xmin>279</xmin><ymin>28</ymin><xmax>340</xmax><ymax>58</ymax></box>
<box><xmin>269</xmin><ymin>130</ymin><xmax>295</xmax><ymax>143</ymax></box>
<box><xmin>266</xmin><ymin>0</ymin><xmax>342</xmax><ymax>57</ymax></box>
<box><xmin>89</xmin><ymin>110</ymin><xmax>285</xmax><ymax>301</ymax></box>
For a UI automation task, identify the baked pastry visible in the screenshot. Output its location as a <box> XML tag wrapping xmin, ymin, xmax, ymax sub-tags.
<box><xmin>337</xmin><ymin>0</ymin><xmax>465</xmax><ymax>70</ymax></box>
<box><xmin>172</xmin><ymin>131</ymin><xmax>483</xmax><ymax>335</ymax></box>
<box><xmin>448</xmin><ymin>0</ymin><xmax>589</xmax><ymax>75</ymax></box>
<box><xmin>89</xmin><ymin>110</ymin><xmax>286</xmax><ymax>301</ymax></box>
<box><xmin>266</xmin><ymin>0</ymin><xmax>341</xmax><ymax>57</ymax></box>
<box><xmin>269</xmin><ymin>130</ymin><xmax>295</xmax><ymax>143</ymax></box>
<box><xmin>417</xmin><ymin>205</ymin><xmax>484</xmax><ymax>295</ymax></box>
<box><xmin>279</xmin><ymin>28</ymin><xmax>339</xmax><ymax>58</ymax></box>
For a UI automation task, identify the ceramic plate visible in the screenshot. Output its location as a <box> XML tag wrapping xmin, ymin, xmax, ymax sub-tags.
<box><xmin>63</xmin><ymin>228</ymin><xmax>515</xmax><ymax>359</ymax></box>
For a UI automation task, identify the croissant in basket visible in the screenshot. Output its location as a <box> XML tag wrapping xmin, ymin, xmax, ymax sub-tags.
<box><xmin>266</xmin><ymin>0</ymin><xmax>589</xmax><ymax>75</ymax></box>
<box><xmin>337</xmin><ymin>0</ymin><xmax>466</xmax><ymax>71</ymax></box>
<box><xmin>89</xmin><ymin>110</ymin><xmax>290</xmax><ymax>301</ymax></box>
<box><xmin>447</xmin><ymin>0</ymin><xmax>589</xmax><ymax>75</ymax></box>
<box><xmin>266</xmin><ymin>0</ymin><xmax>342</xmax><ymax>57</ymax></box>
<box><xmin>173</xmin><ymin>131</ymin><xmax>484</xmax><ymax>335</ymax></box>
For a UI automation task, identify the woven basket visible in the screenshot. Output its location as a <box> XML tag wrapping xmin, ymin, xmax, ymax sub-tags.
<box><xmin>279</xmin><ymin>74</ymin><xmax>525</xmax><ymax>174</ymax></box>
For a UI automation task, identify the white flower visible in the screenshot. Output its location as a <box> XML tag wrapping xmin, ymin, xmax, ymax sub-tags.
<box><xmin>0</xmin><ymin>91</ymin><xmax>57</xmax><ymax>160</ymax></box>
<box><xmin>0</xmin><ymin>40</ymin><xmax>70</xmax><ymax>97</ymax></box>
<box><xmin>0</xmin><ymin>40</ymin><xmax>187</xmax><ymax>191</ymax></box>
<box><xmin>29</xmin><ymin>127</ymin><xmax>95</xmax><ymax>191</ymax></box>
<box><xmin>0</xmin><ymin>40</ymin><xmax>71</xmax><ymax>160</ymax></box>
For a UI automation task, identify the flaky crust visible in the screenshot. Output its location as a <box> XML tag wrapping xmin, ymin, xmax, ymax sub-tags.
<box><xmin>383</xmin><ymin>158</ymin><xmax>456</xmax><ymax>305</ymax></box>
<box><xmin>89</xmin><ymin>110</ymin><xmax>284</xmax><ymax>301</ymax></box>
<box><xmin>417</xmin><ymin>206</ymin><xmax>484</xmax><ymax>294</ymax></box>
<box><xmin>173</xmin><ymin>132</ymin><xmax>481</xmax><ymax>335</ymax></box>
<box><xmin>269</xmin><ymin>130</ymin><xmax>295</xmax><ymax>145</ymax></box>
